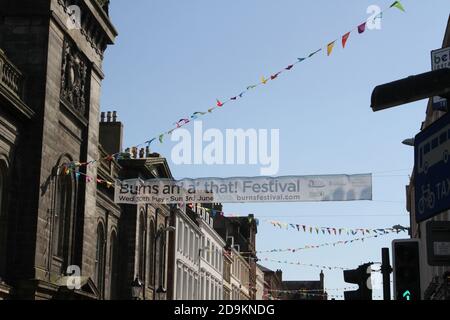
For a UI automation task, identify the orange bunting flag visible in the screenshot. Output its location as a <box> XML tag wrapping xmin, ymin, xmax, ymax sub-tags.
<box><xmin>342</xmin><ymin>32</ymin><xmax>351</xmax><ymax>48</ymax></box>
<box><xmin>327</xmin><ymin>41</ymin><xmax>336</xmax><ymax>56</ymax></box>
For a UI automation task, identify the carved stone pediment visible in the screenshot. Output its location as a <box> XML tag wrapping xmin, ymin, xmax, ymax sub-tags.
<box><xmin>60</xmin><ymin>39</ymin><xmax>90</xmax><ymax>116</ymax></box>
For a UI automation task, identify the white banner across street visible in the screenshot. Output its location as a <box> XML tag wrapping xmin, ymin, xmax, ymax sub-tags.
<box><xmin>114</xmin><ymin>174</ymin><xmax>372</xmax><ymax>204</ymax></box>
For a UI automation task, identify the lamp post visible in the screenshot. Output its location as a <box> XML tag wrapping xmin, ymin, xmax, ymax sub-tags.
<box><xmin>131</xmin><ymin>277</ymin><xmax>143</xmax><ymax>300</ymax></box>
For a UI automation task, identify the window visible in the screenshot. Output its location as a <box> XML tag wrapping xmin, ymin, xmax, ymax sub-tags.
<box><xmin>188</xmin><ymin>272</ymin><xmax>193</xmax><ymax>300</ymax></box>
<box><xmin>137</xmin><ymin>212</ymin><xmax>145</xmax><ymax>280</ymax></box>
<box><xmin>183</xmin><ymin>225</ymin><xmax>188</xmax><ymax>256</ymax></box>
<box><xmin>440</xmin><ymin>131</ymin><xmax>448</xmax><ymax>144</ymax></box>
<box><xmin>424</xmin><ymin>143</ymin><xmax>431</xmax><ymax>155</ymax></box>
<box><xmin>109</xmin><ymin>231</ymin><xmax>119</xmax><ymax>300</ymax></box>
<box><xmin>189</xmin><ymin>230</ymin><xmax>194</xmax><ymax>261</ymax></box>
<box><xmin>0</xmin><ymin>161</ymin><xmax>7</xmax><ymax>276</ymax></box>
<box><xmin>193</xmin><ymin>276</ymin><xmax>198</xmax><ymax>300</ymax></box>
<box><xmin>177</xmin><ymin>219</ymin><xmax>183</xmax><ymax>252</ymax></box>
<box><xmin>206</xmin><ymin>240</ymin><xmax>210</xmax><ymax>263</ymax></box>
<box><xmin>194</xmin><ymin>235</ymin><xmax>199</xmax><ymax>262</ymax></box>
<box><xmin>53</xmin><ymin>170</ymin><xmax>74</xmax><ymax>266</ymax></box>
<box><xmin>201</xmin><ymin>236</ymin><xmax>205</xmax><ymax>259</ymax></box>
<box><xmin>200</xmin><ymin>273</ymin><xmax>204</xmax><ymax>299</ymax></box>
<box><xmin>176</xmin><ymin>265</ymin><xmax>182</xmax><ymax>300</ymax></box>
<box><xmin>206</xmin><ymin>276</ymin><xmax>210</xmax><ymax>299</ymax></box>
<box><xmin>147</xmin><ymin>220</ymin><xmax>155</xmax><ymax>286</ymax></box>
<box><xmin>95</xmin><ymin>223</ymin><xmax>105</xmax><ymax>296</ymax></box>
<box><xmin>183</xmin><ymin>269</ymin><xmax>188</xmax><ymax>299</ymax></box>
<box><xmin>432</xmin><ymin>138</ymin><xmax>439</xmax><ymax>150</ymax></box>
<box><xmin>157</xmin><ymin>228</ymin><xmax>166</xmax><ymax>287</ymax></box>
<box><xmin>212</xmin><ymin>244</ymin><xmax>215</xmax><ymax>267</ymax></box>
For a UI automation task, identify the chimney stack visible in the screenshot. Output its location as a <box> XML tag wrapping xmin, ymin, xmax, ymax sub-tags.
<box><xmin>99</xmin><ymin>110</ymin><xmax>123</xmax><ymax>155</ymax></box>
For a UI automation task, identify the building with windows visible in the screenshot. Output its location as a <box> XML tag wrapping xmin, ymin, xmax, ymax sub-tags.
<box><xmin>222</xmin><ymin>249</ymin><xmax>233</xmax><ymax>300</ymax></box>
<box><xmin>258</xmin><ymin>265</ymin><xmax>283</xmax><ymax>300</ymax></box>
<box><xmin>194</xmin><ymin>204</ymin><xmax>225</xmax><ymax>300</ymax></box>
<box><xmin>214</xmin><ymin>214</ymin><xmax>258</xmax><ymax>299</ymax></box>
<box><xmin>230</xmin><ymin>247</ymin><xmax>250</xmax><ymax>300</ymax></box>
<box><xmin>0</xmin><ymin>0</ymin><xmax>118</xmax><ymax>300</ymax></box>
<box><xmin>255</xmin><ymin>265</ymin><xmax>266</xmax><ymax>300</ymax></box>
<box><xmin>167</xmin><ymin>205</ymin><xmax>201</xmax><ymax>300</ymax></box>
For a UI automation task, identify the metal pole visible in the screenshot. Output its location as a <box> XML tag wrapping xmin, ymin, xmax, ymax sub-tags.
<box><xmin>381</xmin><ymin>247</ymin><xmax>392</xmax><ymax>300</ymax></box>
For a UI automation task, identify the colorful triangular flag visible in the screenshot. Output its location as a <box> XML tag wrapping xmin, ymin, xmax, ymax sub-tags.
<box><xmin>342</xmin><ymin>32</ymin><xmax>351</xmax><ymax>48</ymax></box>
<box><xmin>358</xmin><ymin>22</ymin><xmax>366</xmax><ymax>34</ymax></box>
<box><xmin>327</xmin><ymin>41</ymin><xmax>336</xmax><ymax>56</ymax></box>
<box><xmin>390</xmin><ymin>1</ymin><xmax>405</xmax><ymax>12</ymax></box>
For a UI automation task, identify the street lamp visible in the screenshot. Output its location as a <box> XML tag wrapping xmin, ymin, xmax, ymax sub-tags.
<box><xmin>402</xmin><ymin>138</ymin><xmax>415</xmax><ymax>147</ymax></box>
<box><xmin>131</xmin><ymin>277</ymin><xmax>143</xmax><ymax>300</ymax></box>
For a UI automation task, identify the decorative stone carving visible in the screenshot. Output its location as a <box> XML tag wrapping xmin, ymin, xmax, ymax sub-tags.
<box><xmin>61</xmin><ymin>39</ymin><xmax>89</xmax><ymax>116</ymax></box>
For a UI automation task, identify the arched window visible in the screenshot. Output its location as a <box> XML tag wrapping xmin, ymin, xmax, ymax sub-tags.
<box><xmin>137</xmin><ymin>211</ymin><xmax>145</xmax><ymax>280</ymax></box>
<box><xmin>95</xmin><ymin>223</ymin><xmax>105</xmax><ymax>296</ymax></box>
<box><xmin>157</xmin><ymin>225</ymin><xmax>166</xmax><ymax>288</ymax></box>
<box><xmin>109</xmin><ymin>230</ymin><xmax>118</xmax><ymax>300</ymax></box>
<box><xmin>0</xmin><ymin>160</ymin><xmax>8</xmax><ymax>277</ymax></box>
<box><xmin>147</xmin><ymin>220</ymin><xmax>155</xmax><ymax>286</ymax></box>
<box><xmin>53</xmin><ymin>167</ymin><xmax>74</xmax><ymax>268</ymax></box>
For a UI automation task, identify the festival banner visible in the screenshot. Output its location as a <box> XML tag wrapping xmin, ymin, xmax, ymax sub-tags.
<box><xmin>114</xmin><ymin>174</ymin><xmax>372</xmax><ymax>204</ymax></box>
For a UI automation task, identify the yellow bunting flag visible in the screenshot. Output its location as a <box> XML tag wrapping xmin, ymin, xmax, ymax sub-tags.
<box><xmin>327</xmin><ymin>41</ymin><xmax>336</xmax><ymax>56</ymax></box>
<box><xmin>261</xmin><ymin>76</ymin><xmax>268</xmax><ymax>84</ymax></box>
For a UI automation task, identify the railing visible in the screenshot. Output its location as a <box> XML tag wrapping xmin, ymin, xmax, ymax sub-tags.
<box><xmin>0</xmin><ymin>49</ymin><xmax>23</xmax><ymax>98</ymax></box>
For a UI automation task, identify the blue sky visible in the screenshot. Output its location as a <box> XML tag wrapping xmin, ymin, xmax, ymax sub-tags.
<box><xmin>101</xmin><ymin>1</ymin><xmax>450</xmax><ymax>299</ymax></box>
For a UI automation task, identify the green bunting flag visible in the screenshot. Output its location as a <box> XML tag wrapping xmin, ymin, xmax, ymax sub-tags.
<box><xmin>390</xmin><ymin>1</ymin><xmax>405</xmax><ymax>12</ymax></box>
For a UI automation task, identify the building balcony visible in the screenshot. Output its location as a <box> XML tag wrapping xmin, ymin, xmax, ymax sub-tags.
<box><xmin>0</xmin><ymin>49</ymin><xmax>23</xmax><ymax>99</ymax></box>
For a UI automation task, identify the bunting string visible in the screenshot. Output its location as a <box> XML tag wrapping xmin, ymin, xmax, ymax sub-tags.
<box><xmin>58</xmin><ymin>1</ymin><xmax>406</xmax><ymax>172</ymax></box>
<box><xmin>252</xmin><ymin>230</ymin><xmax>398</xmax><ymax>254</ymax></box>
<box><xmin>266</xmin><ymin>219</ymin><xmax>408</xmax><ymax>236</ymax></box>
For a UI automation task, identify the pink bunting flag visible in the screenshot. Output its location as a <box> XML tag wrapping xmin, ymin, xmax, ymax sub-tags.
<box><xmin>216</xmin><ymin>99</ymin><xmax>224</xmax><ymax>107</ymax></box>
<box><xmin>342</xmin><ymin>32</ymin><xmax>351</xmax><ymax>48</ymax></box>
<box><xmin>358</xmin><ymin>22</ymin><xmax>366</xmax><ymax>34</ymax></box>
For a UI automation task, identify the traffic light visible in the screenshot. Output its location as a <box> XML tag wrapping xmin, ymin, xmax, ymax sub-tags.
<box><xmin>371</xmin><ymin>68</ymin><xmax>450</xmax><ymax>112</ymax></box>
<box><xmin>392</xmin><ymin>240</ymin><xmax>421</xmax><ymax>300</ymax></box>
<box><xmin>343</xmin><ymin>263</ymin><xmax>373</xmax><ymax>300</ymax></box>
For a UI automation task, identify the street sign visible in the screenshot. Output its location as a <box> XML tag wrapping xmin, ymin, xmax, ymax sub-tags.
<box><xmin>431</xmin><ymin>46</ymin><xmax>450</xmax><ymax>111</ymax></box>
<box><xmin>426</xmin><ymin>221</ymin><xmax>450</xmax><ymax>266</ymax></box>
<box><xmin>414</xmin><ymin>111</ymin><xmax>450</xmax><ymax>222</ymax></box>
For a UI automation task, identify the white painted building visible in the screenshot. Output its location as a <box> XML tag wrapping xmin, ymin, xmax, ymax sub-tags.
<box><xmin>196</xmin><ymin>206</ymin><xmax>225</xmax><ymax>300</ymax></box>
<box><xmin>230</xmin><ymin>247</ymin><xmax>250</xmax><ymax>300</ymax></box>
<box><xmin>172</xmin><ymin>208</ymin><xmax>202</xmax><ymax>300</ymax></box>
<box><xmin>255</xmin><ymin>265</ymin><xmax>265</xmax><ymax>300</ymax></box>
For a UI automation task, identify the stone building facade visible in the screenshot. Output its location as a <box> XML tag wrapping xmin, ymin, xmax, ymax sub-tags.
<box><xmin>0</xmin><ymin>0</ymin><xmax>117</xmax><ymax>299</ymax></box>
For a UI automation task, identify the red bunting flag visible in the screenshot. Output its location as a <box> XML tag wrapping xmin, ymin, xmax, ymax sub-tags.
<box><xmin>271</xmin><ymin>72</ymin><xmax>281</xmax><ymax>80</ymax></box>
<box><xmin>342</xmin><ymin>32</ymin><xmax>351</xmax><ymax>48</ymax></box>
<box><xmin>216</xmin><ymin>99</ymin><xmax>224</xmax><ymax>107</ymax></box>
